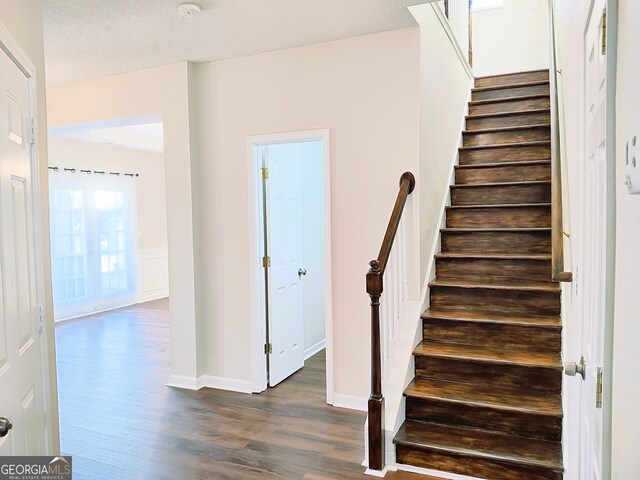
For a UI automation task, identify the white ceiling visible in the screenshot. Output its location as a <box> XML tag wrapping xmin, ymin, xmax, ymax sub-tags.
<box><xmin>43</xmin><ymin>0</ymin><xmax>422</xmax><ymax>85</ymax></box>
<box><xmin>49</xmin><ymin>116</ymin><xmax>165</xmax><ymax>153</ymax></box>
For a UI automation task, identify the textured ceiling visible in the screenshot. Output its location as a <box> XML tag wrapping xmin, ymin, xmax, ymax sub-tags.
<box><xmin>43</xmin><ymin>0</ymin><xmax>422</xmax><ymax>85</ymax></box>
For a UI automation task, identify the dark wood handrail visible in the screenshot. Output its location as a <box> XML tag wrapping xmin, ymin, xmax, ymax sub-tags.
<box><xmin>548</xmin><ymin>0</ymin><xmax>573</xmax><ymax>283</ymax></box>
<box><xmin>366</xmin><ymin>171</ymin><xmax>416</xmax><ymax>471</ymax></box>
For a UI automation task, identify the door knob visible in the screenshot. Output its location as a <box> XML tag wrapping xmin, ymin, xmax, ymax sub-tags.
<box><xmin>298</xmin><ymin>268</ymin><xmax>307</xmax><ymax>277</ymax></box>
<box><xmin>564</xmin><ymin>356</ymin><xmax>586</xmax><ymax>380</ymax></box>
<box><xmin>0</xmin><ymin>417</ymin><xmax>13</xmax><ymax>438</ymax></box>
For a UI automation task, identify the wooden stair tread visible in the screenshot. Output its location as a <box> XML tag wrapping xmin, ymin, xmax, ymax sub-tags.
<box><xmin>459</xmin><ymin>140</ymin><xmax>550</xmax><ymax>151</ymax></box>
<box><xmin>451</xmin><ymin>180</ymin><xmax>550</xmax><ymax>188</ymax></box>
<box><xmin>463</xmin><ymin>124</ymin><xmax>550</xmax><ymax>134</ymax></box>
<box><xmin>442</xmin><ymin>227</ymin><xmax>551</xmax><ymax>232</ymax></box>
<box><xmin>469</xmin><ymin>94</ymin><xmax>549</xmax><ymax>106</ymax></box>
<box><xmin>475</xmin><ymin>69</ymin><xmax>549</xmax><ymax>80</ymax></box>
<box><xmin>394</xmin><ymin>421</ymin><xmax>563</xmax><ymax>470</ymax></box>
<box><xmin>435</xmin><ymin>252</ymin><xmax>550</xmax><ymax>260</ymax></box>
<box><xmin>429</xmin><ymin>277</ymin><xmax>559</xmax><ymax>292</ymax></box>
<box><xmin>466</xmin><ymin>108</ymin><xmax>551</xmax><ymax>120</ymax></box>
<box><xmin>404</xmin><ymin>378</ymin><xmax>562</xmax><ymax>416</ymax></box>
<box><xmin>413</xmin><ymin>341</ymin><xmax>562</xmax><ymax>369</ymax></box>
<box><xmin>446</xmin><ymin>202</ymin><xmax>551</xmax><ymax>210</ymax></box>
<box><xmin>472</xmin><ymin>80</ymin><xmax>549</xmax><ymax>93</ymax></box>
<box><xmin>422</xmin><ymin>307</ymin><xmax>560</xmax><ymax>327</ymax></box>
<box><xmin>456</xmin><ymin>159</ymin><xmax>551</xmax><ymax>169</ymax></box>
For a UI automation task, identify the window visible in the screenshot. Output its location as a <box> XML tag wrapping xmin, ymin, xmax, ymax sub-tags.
<box><xmin>49</xmin><ymin>171</ymin><xmax>138</xmax><ymax>320</ymax></box>
<box><xmin>471</xmin><ymin>0</ymin><xmax>504</xmax><ymax>12</ymax></box>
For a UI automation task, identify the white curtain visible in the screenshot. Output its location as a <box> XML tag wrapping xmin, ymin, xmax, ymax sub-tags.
<box><xmin>49</xmin><ymin>170</ymin><xmax>138</xmax><ymax>320</ymax></box>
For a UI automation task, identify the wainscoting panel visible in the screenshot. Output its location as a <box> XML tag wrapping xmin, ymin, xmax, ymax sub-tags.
<box><xmin>138</xmin><ymin>248</ymin><xmax>169</xmax><ymax>303</ymax></box>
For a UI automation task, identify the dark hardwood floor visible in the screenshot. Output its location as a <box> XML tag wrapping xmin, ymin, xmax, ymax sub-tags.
<box><xmin>55</xmin><ymin>299</ymin><xmax>435</xmax><ymax>480</ymax></box>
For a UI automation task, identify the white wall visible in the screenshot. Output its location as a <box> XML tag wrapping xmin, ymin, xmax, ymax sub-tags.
<box><xmin>47</xmin><ymin>64</ymin><xmax>199</xmax><ymax>383</ymax></box>
<box><xmin>472</xmin><ymin>0</ymin><xmax>550</xmax><ymax>77</ymax></box>
<box><xmin>267</xmin><ymin>141</ymin><xmax>326</xmax><ymax>356</ymax></box>
<box><xmin>189</xmin><ymin>28</ymin><xmax>420</xmax><ymax>400</ymax></box>
<box><xmin>0</xmin><ymin>0</ymin><xmax>60</xmax><ymax>453</ymax></box>
<box><xmin>612</xmin><ymin>1</ymin><xmax>640</xmax><ymax>477</ymax></box>
<box><xmin>46</xmin><ymin>137</ymin><xmax>170</xmax><ymax>303</ymax></box>
<box><xmin>410</xmin><ymin>3</ymin><xmax>474</xmax><ymax>282</ymax></box>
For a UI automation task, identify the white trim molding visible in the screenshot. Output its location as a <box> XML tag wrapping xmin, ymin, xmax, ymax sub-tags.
<box><xmin>332</xmin><ymin>393</ymin><xmax>368</xmax><ymax>412</ymax></box>
<box><xmin>197</xmin><ymin>375</ymin><xmax>253</xmax><ymax>394</ymax></box>
<box><xmin>166</xmin><ymin>374</ymin><xmax>199</xmax><ymax>390</ymax></box>
<box><xmin>247</xmin><ymin>129</ymin><xmax>334</xmax><ymax>403</ymax></box>
<box><xmin>167</xmin><ymin>374</ymin><xmax>254</xmax><ymax>394</ymax></box>
<box><xmin>304</xmin><ymin>339</ymin><xmax>326</xmax><ymax>360</ymax></box>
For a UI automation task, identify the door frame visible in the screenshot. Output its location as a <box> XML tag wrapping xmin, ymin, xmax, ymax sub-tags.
<box><xmin>247</xmin><ymin>129</ymin><xmax>333</xmax><ymax>403</ymax></box>
<box><xmin>0</xmin><ymin>21</ymin><xmax>59</xmax><ymax>454</ymax></box>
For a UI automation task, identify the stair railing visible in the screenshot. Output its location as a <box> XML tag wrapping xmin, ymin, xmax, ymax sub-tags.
<box><xmin>366</xmin><ymin>171</ymin><xmax>415</xmax><ymax>471</ymax></box>
<box><xmin>548</xmin><ymin>0</ymin><xmax>573</xmax><ymax>282</ymax></box>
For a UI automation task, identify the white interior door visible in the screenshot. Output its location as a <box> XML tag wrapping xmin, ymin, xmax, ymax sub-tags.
<box><xmin>0</xmin><ymin>48</ymin><xmax>47</xmax><ymax>455</ymax></box>
<box><xmin>264</xmin><ymin>146</ymin><xmax>305</xmax><ymax>387</ymax></box>
<box><xmin>580</xmin><ymin>2</ymin><xmax>607</xmax><ymax>478</ymax></box>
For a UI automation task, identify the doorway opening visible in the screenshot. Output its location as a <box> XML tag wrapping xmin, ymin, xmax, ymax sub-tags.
<box><xmin>248</xmin><ymin>129</ymin><xmax>333</xmax><ymax>403</ymax></box>
<box><xmin>47</xmin><ymin>116</ymin><xmax>169</xmax><ymax>321</ymax></box>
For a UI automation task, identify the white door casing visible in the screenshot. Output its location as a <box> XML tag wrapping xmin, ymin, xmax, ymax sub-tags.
<box><xmin>580</xmin><ymin>2</ymin><xmax>607</xmax><ymax>478</ymax></box>
<box><xmin>0</xmin><ymin>46</ymin><xmax>47</xmax><ymax>455</ymax></box>
<box><xmin>263</xmin><ymin>146</ymin><xmax>305</xmax><ymax>387</ymax></box>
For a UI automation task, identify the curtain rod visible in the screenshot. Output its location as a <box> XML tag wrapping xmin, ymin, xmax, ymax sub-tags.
<box><xmin>48</xmin><ymin>166</ymin><xmax>139</xmax><ymax>178</ymax></box>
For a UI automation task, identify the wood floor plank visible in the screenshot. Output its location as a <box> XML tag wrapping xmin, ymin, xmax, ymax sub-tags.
<box><xmin>55</xmin><ymin>299</ymin><xmax>429</xmax><ymax>479</ymax></box>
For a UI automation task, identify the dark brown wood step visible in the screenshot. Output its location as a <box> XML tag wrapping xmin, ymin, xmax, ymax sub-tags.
<box><xmin>446</xmin><ymin>204</ymin><xmax>551</xmax><ymax>228</ymax></box>
<box><xmin>450</xmin><ymin>181</ymin><xmax>551</xmax><ymax>206</ymax></box>
<box><xmin>463</xmin><ymin>124</ymin><xmax>551</xmax><ymax>147</ymax></box>
<box><xmin>470</xmin><ymin>95</ymin><xmax>551</xmax><ymax>116</ymax></box>
<box><xmin>472</xmin><ymin>82</ymin><xmax>550</xmax><ymax>102</ymax></box>
<box><xmin>455</xmin><ymin>160</ymin><xmax>551</xmax><ymax>184</ymax></box>
<box><xmin>475</xmin><ymin>69</ymin><xmax>550</xmax><ymax>88</ymax></box>
<box><xmin>429</xmin><ymin>278</ymin><xmax>560</xmax><ymax>317</ymax></box>
<box><xmin>404</xmin><ymin>379</ymin><xmax>562</xmax><ymax>440</ymax></box>
<box><xmin>459</xmin><ymin>141</ymin><xmax>551</xmax><ymax>165</ymax></box>
<box><xmin>421</xmin><ymin>307</ymin><xmax>561</xmax><ymax>327</ymax></box>
<box><xmin>435</xmin><ymin>251</ymin><xmax>552</xmax><ymax>283</ymax></box>
<box><xmin>405</xmin><ymin>378</ymin><xmax>562</xmax><ymax>416</ymax></box>
<box><xmin>422</xmin><ymin>307</ymin><xmax>561</xmax><ymax>352</ymax></box>
<box><xmin>413</xmin><ymin>341</ymin><xmax>562</xmax><ymax>393</ymax></box>
<box><xmin>466</xmin><ymin>108</ymin><xmax>551</xmax><ymax>130</ymax></box>
<box><xmin>441</xmin><ymin>227</ymin><xmax>551</xmax><ymax>254</ymax></box>
<box><xmin>394</xmin><ymin>421</ymin><xmax>563</xmax><ymax>480</ymax></box>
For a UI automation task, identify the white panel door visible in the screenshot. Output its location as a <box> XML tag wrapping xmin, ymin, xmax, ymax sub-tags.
<box><xmin>580</xmin><ymin>2</ymin><xmax>607</xmax><ymax>478</ymax></box>
<box><xmin>0</xmin><ymin>48</ymin><xmax>46</xmax><ymax>454</ymax></box>
<box><xmin>265</xmin><ymin>146</ymin><xmax>305</xmax><ymax>386</ymax></box>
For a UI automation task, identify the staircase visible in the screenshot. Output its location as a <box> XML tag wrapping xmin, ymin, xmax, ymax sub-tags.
<box><xmin>393</xmin><ymin>69</ymin><xmax>564</xmax><ymax>480</ymax></box>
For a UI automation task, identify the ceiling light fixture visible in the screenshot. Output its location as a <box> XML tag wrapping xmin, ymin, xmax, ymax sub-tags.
<box><xmin>178</xmin><ymin>2</ymin><xmax>202</xmax><ymax>17</ymax></box>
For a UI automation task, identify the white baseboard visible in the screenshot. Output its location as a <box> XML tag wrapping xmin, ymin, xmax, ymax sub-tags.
<box><xmin>304</xmin><ymin>339</ymin><xmax>326</xmax><ymax>360</ymax></box>
<box><xmin>197</xmin><ymin>375</ymin><xmax>253</xmax><ymax>394</ymax></box>
<box><xmin>137</xmin><ymin>287</ymin><xmax>169</xmax><ymax>304</ymax></box>
<box><xmin>333</xmin><ymin>393</ymin><xmax>368</xmax><ymax>412</ymax></box>
<box><xmin>166</xmin><ymin>374</ymin><xmax>198</xmax><ymax>390</ymax></box>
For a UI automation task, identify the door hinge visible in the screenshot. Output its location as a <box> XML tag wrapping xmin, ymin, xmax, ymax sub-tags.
<box><xmin>261</xmin><ymin>167</ymin><xmax>269</xmax><ymax>180</ymax></box>
<box><xmin>262</xmin><ymin>256</ymin><xmax>271</xmax><ymax>268</ymax></box>
<box><xmin>264</xmin><ymin>343</ymin><xmax>272</xmax><ymax>355</ymax></box>
<box><xmin>601</xmin><ymin>8</ymin><xmax>607</xmax><ymax>55</ymax></box>
<box><xmin>30</xmin><ymin>119</ymin><xmax>37</xmax><ymax>146</ymax></box>
<box><xmin>596</xmin><ymin>367</ymin><xmax>603</xmax><ymax>409</ymax></box>
<box><xmin>38</xmin><ymin>305</ymin><xmax>45</xmax><ymax>333</ymax></box>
